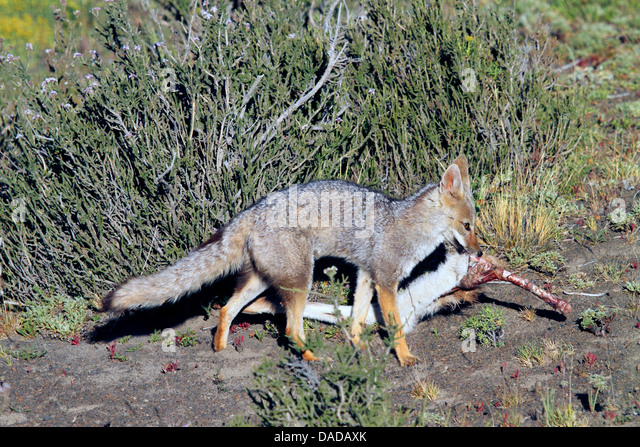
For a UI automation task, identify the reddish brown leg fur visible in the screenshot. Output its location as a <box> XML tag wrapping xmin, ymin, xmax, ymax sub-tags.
<box><xmin>375</xmin><ymin>283</ymin><xmax>418</xmax><ymax>367</ymax></box>
<box><xmin>213</xmin><ymin>271</ymin><xmax>267</xmax><ymax>352</ymax></box>
<box><xmin>280</xmin><ymin>287</ymin><xmax>318</xmax><ymax>361</ymax></box>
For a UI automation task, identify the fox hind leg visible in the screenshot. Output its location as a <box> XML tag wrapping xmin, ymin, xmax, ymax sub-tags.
<box><xmin>279</xmin><ymin>285</ymin><xmax>318</xmax><ymax>361</ymax></box>
<box><xmin>213</xmin><ymin>270</ymin><xmax>268</xmax><ymax>352</ymax></box>
<box><xmin>349</xmin><ymin>269</ymin><xmax>374</xmax><ymax>348</ymax></box>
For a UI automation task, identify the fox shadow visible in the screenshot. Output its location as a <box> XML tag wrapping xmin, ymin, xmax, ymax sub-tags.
<box><xmin>91</xmin><ymin>257</ymin><xmax>360</xmax><ymax>344</ymax></box>
<box><xmin>473</xmin><ymin>292</ymin><xmax>567</xmax><ymax>323</ymax></box>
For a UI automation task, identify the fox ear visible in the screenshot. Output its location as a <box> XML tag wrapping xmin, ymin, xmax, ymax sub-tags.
<box><xmin>440</xmin><ymin>163</ymin><xmax>464</xmax><ymax>200</ymax></box>
<box><xmin>452</xmin><ymin>154</ymin><xmax>471</xmax><ymax>191</ymax></box>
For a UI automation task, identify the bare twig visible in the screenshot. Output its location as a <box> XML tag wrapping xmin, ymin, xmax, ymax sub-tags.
<box><xmin>254</xmin><ymin>5</ymin><xmax>349</xmax><ymax>157</ymax></box>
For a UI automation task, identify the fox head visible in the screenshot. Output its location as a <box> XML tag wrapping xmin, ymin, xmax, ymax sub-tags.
<box><xmin>439</xmin><ymin>154</ymin><xmax>482</xmax><ymax>258</ymax></box>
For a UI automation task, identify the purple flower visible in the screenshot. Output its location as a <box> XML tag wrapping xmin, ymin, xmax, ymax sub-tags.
<box><xmin>26</xmin><ymin>43</ymin><xmax>33</xmax><ymax>51</ymax></box>
<box><xmin>73</xmin><ymin>52</ymin><xmax>82</xmax><ymax>59</ymax></box>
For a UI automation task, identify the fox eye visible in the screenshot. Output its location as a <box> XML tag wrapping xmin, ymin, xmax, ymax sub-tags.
<box><xmin>463</xmin><ymin>222</ymin><xmax>471</xmax><ymax>231</ymax></box>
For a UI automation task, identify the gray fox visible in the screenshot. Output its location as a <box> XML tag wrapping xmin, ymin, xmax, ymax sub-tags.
<box><xmin>102</xmin><ymin>154</ymin><xmax>482</xmax><ymax>366</ymax></box>
<box><xmin>243</xmin><ymin>242</ymin><xmax>479</xmax><ymax>333</ymax></box>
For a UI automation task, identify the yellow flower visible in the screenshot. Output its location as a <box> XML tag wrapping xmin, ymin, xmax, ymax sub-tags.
<box><xmin>465</xmin><ymin>35</ymin><xmax>474</xmax><ymax>42</ymax></box>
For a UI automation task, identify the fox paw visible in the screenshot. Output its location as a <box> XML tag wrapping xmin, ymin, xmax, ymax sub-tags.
<box><xmin>302</xmin><ymin>350</ymin><xmax>319</xmax><ymax>362</ymax></box>
<box><xmin>398</xmin><ymin>353</ymin><xmax>420</xmax><ymax>367</ymax></box>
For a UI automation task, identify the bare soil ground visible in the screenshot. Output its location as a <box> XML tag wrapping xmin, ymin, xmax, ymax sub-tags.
<box><xmin>1</xmin><ymin>186</ymin><xmax>639</xmax><ymax>427</ymax></box>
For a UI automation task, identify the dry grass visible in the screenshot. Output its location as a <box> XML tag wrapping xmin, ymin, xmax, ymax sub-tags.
<box><xmin>410</xmin><ymin>379</ymin><xmax>440</xmax><ymax>401</ymax></box>
<box><xmin>477</xmin><ymin>175</ymin><xmax>560</xmax><ymax>254</ymax></box>
<box><xmin>0</xmin><ymin>305</ymin><xmax>21</xmax><ymax>338</ymax></box>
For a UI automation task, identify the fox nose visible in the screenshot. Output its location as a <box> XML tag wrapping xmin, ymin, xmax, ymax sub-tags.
<box><xmin>477</xmin><ymin>250</ymin><xmax>483</xmax><ymax>258</ymax></box>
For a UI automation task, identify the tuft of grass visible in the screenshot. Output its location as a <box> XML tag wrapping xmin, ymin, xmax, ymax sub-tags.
<box><xmin>542</xmin><ymin>338</ymin><xmax>575</xmax><ymax>362</ymax></box>
<box><xmin>518</xmin><ymin>307</ymin><xmax>536</xmax><ymax>322</ymax></box>
<box><xmin>477</xmin><ymin>171</ymin><xmax>562</xmax><ymax>256</ymax></box>
<box><xmin>515</xmin><ymin>340</ymin><xmax>546</xmax><ymax>367</ymax></box>
<box><xmin>516</xmin><ymin>338</ymin><xmax>574</xmax><ymax>367</ymax></box>
<box><xmin>541</xmin><ymin>388</ymin><xmax>588</xmax><ymax>427</ymax></box>
<box><xmin>595</xmin><ymin>261</ymin><xmax>627</xmax><ymax>282</ymax></box>
<box><xmin>175</xmin><ymin>329</ymin><xmax>199</xmax><ymax>348</ymax></box>
<box><xmin>8</xmin><ymin>345</ymin><xmax>47</xmax><ymax>361</ymax></box>
<box><xmin>410</xmin><ymin>379</ymin><xmax>440</xmax><ymax>402</ymax></box>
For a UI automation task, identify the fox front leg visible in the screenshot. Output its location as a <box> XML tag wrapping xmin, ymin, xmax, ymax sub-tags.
<box><xmin>375</xmin><ymin>283</ymin><xmax>419</xmax><ymax>367</ymax></box>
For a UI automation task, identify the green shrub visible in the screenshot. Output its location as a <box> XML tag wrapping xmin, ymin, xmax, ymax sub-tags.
<box><xmin>250</xmin><ymin>327</ymin><xmax>401</xmax><ymax>427</ymax></box>
<box><xmin>460</xmin><ymin>304</ymin><xmax>505</xmax><ymax>347</ymax></box>
<box><xmin>0</xmin><ymin>0</ymin><xmax>580</xmax><ymax>309</ymax></box>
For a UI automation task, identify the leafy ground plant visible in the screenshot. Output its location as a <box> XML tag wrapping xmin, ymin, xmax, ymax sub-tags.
<box><xmin>16</xmin><ymin>290</ymin><xmax>88</xmax><ymax>338</ymax></box>
<box><xmin>579</xmin><ymin>305</ymin><xmax>616</xmax><ymax>336</ymax></box>
<box><xmin>460</xmin><ymin>304</ymin><xmax>505</xmax><ymax>348</ymax></box>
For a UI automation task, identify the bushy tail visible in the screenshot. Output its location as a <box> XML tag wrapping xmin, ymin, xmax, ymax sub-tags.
<box><xmin>102</xmin><ymin>218</ymin><xmax>251</xmax><ymax>313</ymax></box>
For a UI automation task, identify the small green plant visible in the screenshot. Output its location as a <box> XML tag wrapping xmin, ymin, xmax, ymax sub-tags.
<box><xmin>528</xmin><ymin>251</ymin><xmax>566</xmax><ymax>275</ymax></box>
<box><xmin>316</xmin><ymin>266</ymin><xmax>351</xmax><ymax>306</ymax></box>
<box><xmin>595</xmin><ymin>262</ymin><xmax>626</xmax><ymax>282</ymax></box>
<box><xmin>253</xmin><ymin>328</ymin><xmax>265</xmax><ymax>342</ymax></box>
<box><xmin>625</xmin><ymin>280</ymin><xmax>640</xmax><ymax>294</ymax></box>
<box><xmin>213</xmin><ymin>367</ymin><xmax>227</xmax><ymax>392</ymax></box>
<box><xmin>568</xmin><ymin>272</ymin><xmax>595</xmax><ymax>290</ymax></box>
<box><xmin>624</xmin><ymin>280</ymin><xmax>640</xmax><ymax>318</ymax></box>
<box><xmin>9</xmin><ymin>346</ymin><xmax>47</xmax><ymax>361</ymax></box>
<box><xmin>16</xmin><ymin>291</ymin><xmax>88</xmax><ymax>338</ymax></box>
<box><xmin>149</xmin><ymin>329</ymin><xmax>163</xmax><ymax>344</ymax></box>
<box><xmin>125</xmin><ymin>342</ymin><xmax>144</xmax><ymax>352</ymax></box>
<box><xmin>543</xmin><ymin>338</ymin><xmax>575</xmax><ymax>362</ymax></box>
<box><xmin>175</xmin><ymin>329</ymin><xmax>198</xmax><ymax>347</ymax></box>
<box><xmin>460</xmin><ymin>305</ymin><xmax>505</xmax><ymax>347</ymax></box>
<box><xmin>106</xmin><ymin>341</ymin><xmax>128</xmax><ymax>362</ymax></box>
<box><xmin>579</xmin><ymin>305</ymin><xmax>616</xmax><ymax>336</ymax></box>
<box><xmin>263</xmin><ymin>322</ymin><xmax>280</xmax><ymax>339</ymax></box>
<box><xmin>587</xmin><ymin>374</ymin><xmax>609</xmax><ymax>413</ymax></box>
